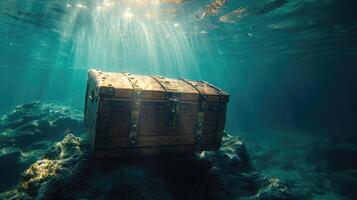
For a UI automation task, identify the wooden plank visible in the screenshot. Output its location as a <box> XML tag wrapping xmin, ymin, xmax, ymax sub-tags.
<box><xmin>86</xmin><ymin>70</ymin><xmax>229</xmax><ymax>156</ymax></box>
<box><xmin>103</xmin><ymin>134</ymin><xmax>216</xmax><ymax>148</ymax></box>
<box><xmin>89</xmin><ymin>70</ymin><xmax>227</xmax><ymax>101</ymax></box>
<box><xmin>94</xmin><ymin>145</ymin><xmax>195</xmax><ymax>157</ymax></box>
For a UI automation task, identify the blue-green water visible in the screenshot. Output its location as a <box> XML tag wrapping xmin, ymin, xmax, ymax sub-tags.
<box><xmin>0</xmin><ymin>0</ymin><xmax>357</xmax><ymax>199</ymax></box>
<box><xmin>1</xmin><ymin>0</ymin><xmax>356</xmax><ymax>138</ymax></box>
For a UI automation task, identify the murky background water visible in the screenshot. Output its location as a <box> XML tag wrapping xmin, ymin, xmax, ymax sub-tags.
<box><xmin>1</xmin><ymin>0</ymin><xmax>356</xmax><ymax>139</ymax></box>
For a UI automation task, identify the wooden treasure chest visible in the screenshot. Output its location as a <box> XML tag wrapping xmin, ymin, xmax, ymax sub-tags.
<box><xmin>84</xmin><ymin>69</ymin><xmax>229</xmax><ymax>157</ymax></box>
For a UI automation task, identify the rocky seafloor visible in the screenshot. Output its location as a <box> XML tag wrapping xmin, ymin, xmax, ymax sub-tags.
<box><xmin>0</xmin><ymin>102</ymin><xmax>355</xmax><ymax>200</ymax></box>
<box><xmin>245</xmin><ymin>133</ymin><xmax>357</xmax><ymax>200</ymax></box>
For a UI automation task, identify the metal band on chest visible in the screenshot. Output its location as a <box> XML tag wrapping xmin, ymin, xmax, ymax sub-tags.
<box><xmin>122</xmin><ymin>72</ymin><xmax>142</xmax><ymax>146</ymax></box>
<box><xmin>150</xmin><ymin>75</ymin><xmax>179</xmax><ymax>96</ymax></box>
<box><xmin>179</xmin><ymin>79</ymin><xmax>207</xmax><ymax>147</ymax></box>
<box><xmin>200</xmin><ymin>81</ymin><xmax>225</xmax><ymax>102</ymax></box>
<box><xmin>151</xmin><ymin>75</ymin><xmax>180</xmax><ymax>128</ymax></box>
<box><xmin>200</xmin><ymin>81</ymin><xmax>223</xmax><ymax>94</ymax></box>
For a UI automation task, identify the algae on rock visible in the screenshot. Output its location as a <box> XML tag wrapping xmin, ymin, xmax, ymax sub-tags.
<box><xmin>0</xmin><ymin>102</ymin><xmax>84</xmax><ymax>192</ymax></box>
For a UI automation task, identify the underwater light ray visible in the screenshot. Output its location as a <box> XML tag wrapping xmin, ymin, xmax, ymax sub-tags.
<box><xmin>161</xmin><ymin>24</ymin><xmax>185</xmax><ymax>74</ymax></box>
<box><xmin>154</xmin><ymin>22</ymin><xmax>198</xmax><ymax>76</ymax></box>
<box><xmin>56</xmin><ymin>5</ymin><xmax>89</xmax><ymax>68</ymax></box>
<box><xmin>169</xmin><ymin>27</ymin><xmax>193</xmax><ymax>76</ymax></box>
<box><xmin>156</xmin><ymin>25</ymin><xmax>179</xmax><ymax>75</ymax></box>
<box><xmin>52</xmin><ymin>0</ymin><xmax>205</xmax><ymax>78</ymax></box>
<box><xmin>173</xmin><ymin>25</ymin><xmax>200</xmax><ymax>77</ymax></box>
<box><xmin>137</xmin><ymin>20</ymin><xmax>160</xmax><ymax>73</ymax></box>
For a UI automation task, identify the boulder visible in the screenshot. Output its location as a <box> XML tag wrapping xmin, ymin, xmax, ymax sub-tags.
<box><xmin>0</xmin><ymin>102</ymin><xmax>292</xmax><ymax>200</ymax></box>
<box><xmin>2</xmin><ymin>133</ymin><xmax>292</xmax><ymax>200</ymax></box>
<box><xmin>0</xmin><ymin>102</ymin><xmax>84</xmax><ymax>192</ymax></box>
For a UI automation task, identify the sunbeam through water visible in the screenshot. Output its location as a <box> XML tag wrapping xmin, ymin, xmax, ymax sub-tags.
<box><xmin>58</xmin><ymin>0</ymin><xmax>200</xmax><ymax>75</ymax></box>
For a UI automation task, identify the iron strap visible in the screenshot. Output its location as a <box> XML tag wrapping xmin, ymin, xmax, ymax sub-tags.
<box><xmin>200</xmin><ymin>81</ymin><xmax>225</xmax><ymax>102</ymax></box>
<box><xmin>122</xmin><ymin>72</ymin><xmax>142</xmax><ymax>146</ymax></box>
<box><xmin>151</xmin><ymin>75</ymin><xmax>180</xmax><ymax>128</ymax></box>
<box><xmin>179</xmin><ymin>78</ymin><xmax>206</xmax><ymax>147</ymax></box>
<box><xmin>200</xmin><ymin>81</ymin><xmax>223</xmax><ymax>95</ymax></box>
<box><xmin>150</xmin><ymin>75</ymin><xmax>179</xmax><ymax>97</ymax></box>
<box><xmin>200</xmin><ymin>81</ymin><xmax>226</xmax><ymax>148</ymax></box>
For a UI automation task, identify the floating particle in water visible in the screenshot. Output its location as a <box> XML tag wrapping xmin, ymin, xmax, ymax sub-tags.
<box><xmin>40</xmin><ymin>40</ymin><xmax>48</xmax><ymax>47</ymax></box>
<box><xmin>103</xmin><ymin>0</ymin><xmax>115</xmax><ymax>7</ymax></box>
<box><xmin>247</xmin><ymin>33</ymin><xmax>253</xmax><ymax>37</ymax></box>
<box><xmin>268</xmin><ymin>21</ymin><xmax>296</xmax><ymax>30</ymax></box>
<box><xmin>0</xmin><ymin>32</ymin><xmax>20</xmax><ymax>38</ymax></box>
<box><xmin>122</xmin><ymin>8</ymin><xmax>134</xmax><ymax>20</ymax></box>
<box><xmin>75</xmin><ymin>3</ymin><xmax>87</xmax><ymax>9</ymax></box>
<box><xmin>219</xmin><ymin>7</ymin><xmax>248</xmax><ymax>23</ymax></box>
<box><xmin>195</xmin><ymin>0</ymin><xmax>227</xmax><ymax>20</ymax></box>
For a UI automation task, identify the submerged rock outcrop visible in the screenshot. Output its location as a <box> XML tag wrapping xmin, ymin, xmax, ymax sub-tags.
<box><xmin>0</xmin><ymin>102</ymin><xmax>292</xmax><ymax>200</ymax></box>
<box><xmin>0</xmin><ymin>102</ymin><xmax>84</xmax><ymax>193</ymax></box>
<box><xmin>245</xmin><ymin>133</ymin><xmax>357</xmax><ymax>200</ymax></box>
